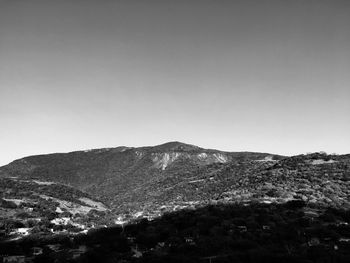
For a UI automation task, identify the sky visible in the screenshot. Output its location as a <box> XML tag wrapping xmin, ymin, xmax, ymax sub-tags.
<box><xmin>0</xmin><ymin>0</ymin><xmax>349</xmax><ymax>165</ymax></box>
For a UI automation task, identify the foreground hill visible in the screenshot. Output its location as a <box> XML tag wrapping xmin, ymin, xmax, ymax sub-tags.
<box><xmin>0</xmin><ymin>176</ymin><xmax>110</xmax><ymax>241</ymax></box>
<box><xmin>2</xmin><ymin>202</ymin><xmax>350</xmax><ymax>263</ymax></box>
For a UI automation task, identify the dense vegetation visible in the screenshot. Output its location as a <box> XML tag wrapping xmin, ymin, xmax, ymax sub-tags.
<box><xmin>0</xmin><ymin>177</ymin><xmax>110</xmax><ymax>239</ymax></box>
<box><xmin>1</xmin><ymin>143</ymin><xmax>349</xmax><ymax>220</ymax></box>
<box><xmin>0</xmin><ymin>143</ymin><xmax>349</xmax><ymax>262</ymax></box>
<box><xmin>1</xmin><ymin>202</ymin><xmax>350</xmax><ymax>263</ymax></box>
<box><xmin>0</xmin><ymin>142</ymin><xmax>285</xmax><ymax>215</ymax></box>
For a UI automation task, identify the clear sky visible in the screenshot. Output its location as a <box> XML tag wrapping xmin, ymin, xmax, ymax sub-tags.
<box><xmin>0</xmin><ymin>0</ymin><xmax>349</xmax><ymax>165</ymax></box>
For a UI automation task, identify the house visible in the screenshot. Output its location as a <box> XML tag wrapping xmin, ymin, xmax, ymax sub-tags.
<box><xmin>304</xmin><ymin>210</ymin><xmax>319</xmax><ymax>221</ymax></box>
<box><xmin>24</xmin><ymin>207</ymin><xmax>34</xmax><ymax>213</ymax></box>
<box><xmin>32</xmin><ymin>247</ymin><xmax>43</xmax><ymax>256</ymax></box>
<box><xmin>127</xmin><ymin>237</ymin><xmax>136</xmax><ymax>244</ymax></box>
<box><xmin>47</xmin><ymin>244</ymin><xmax>61</xmax><ymax>252</ymax></box>
<box><xmin>185</xmin><ymin>237</ymin><xmax>196</xmax><ymax>245</ymax></box>
<box><xmin>308</xmin><ymin>237</ymin><xmax>320</xmax><ymax>247</ymax></box>
<box><xmin>237</xmin><ymin>226</ymin><xmax>247</xmax><ymax>233</ymax></box>
<box><xmin>336</xmin><ymin>221</ymin><xmax>349</xmax><ymax>227</ymax></box>
<box><xmin>71</xmin><ymin>245</ymin><xmax>87</xmax><ymax>259</ymax></box>
<box><xmin>9</xmin><ymin>228</ymin><xmax>30</xmax><ymax>237</ymax></box>
<box><xmin>262</xmin><ymin>225</ymin><xmax>271</xmax><ymax>230</ymax></box>
<box><xmin>339</xmin><ymin>238</ymin><xmax>350</xmax><ymax>243</ymax></box>
<box><xmin>3</xmin><ymin>256</ymin><xmax>25</xmax><ymax>263</ymax></box>
<box><xmin>131</xmin><ymin>246</ymin><xmax>143</xmax><ymax>258</ymax></box>
<box><xmin>157</xmin><ymin>242</ymin><xmax>165</xmax><ymax>248</ymax></box>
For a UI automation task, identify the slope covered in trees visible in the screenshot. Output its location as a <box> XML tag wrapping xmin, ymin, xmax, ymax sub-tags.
<box><xmin>1</xmin><ymin>202</ymin><xmax>350</xmax><ymax>263</ymax></box>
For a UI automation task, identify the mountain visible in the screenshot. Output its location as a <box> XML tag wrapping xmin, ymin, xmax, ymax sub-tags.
<box><xmin>0</xmin><ymin>142</ymin><xmax>283</xmax><ymax>214</ymax></box>
<box><xmin>0</xmin><ymin>142</ymin><xmax>349</xmax><ymax>224</ymax></box>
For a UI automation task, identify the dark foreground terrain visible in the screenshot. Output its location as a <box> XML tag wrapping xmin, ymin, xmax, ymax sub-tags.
<box><xmin>0</xmin><ymin>143</ymin><xmax>349</xmax><ymax>262</ymax></box>
<box><xmin>1</xmin><ymin>201</ymin><xmax>350</xmax><ymax>263</ymax></box>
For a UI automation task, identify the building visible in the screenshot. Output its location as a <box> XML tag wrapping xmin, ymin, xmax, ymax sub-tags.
<box><xmin>71</xmin><ymin>245</ymin><xmax>87</xmax><ymax>259</ymax></box>
<box><xmin>237</xmin><ymin>226</ymin><xmax>247</xmax><ymax>233</ymax></box>
<box><xmin>308</xmin><ymin>237</ymin><xmax>320</xmax><ymax>247</ymax></box>
<box><xmin>32</xmin><ymin>247</ymin><xmax>43</xmax><ymax>256</ymax></box>
<box><xmin>3</xmin><ymin>255</ymin><xmax>25</xmax><ymax>263</ymax></box>
<box><xmin>262</xmin><ymin>225</ymin><xmax>271</xmax><ymax>230</ymax></box>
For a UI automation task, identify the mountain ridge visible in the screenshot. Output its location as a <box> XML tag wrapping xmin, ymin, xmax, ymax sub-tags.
<box><xmin>0</xmin><ymin>142</ymin><xmax>349</xmax><ymax>223</ymax></box>
<box><xmin>0</xmin><ymin>141</ymin><xmax>286</xmax><ymax>167</ymax></box>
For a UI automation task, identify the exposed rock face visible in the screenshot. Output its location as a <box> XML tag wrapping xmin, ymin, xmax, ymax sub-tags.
<box><xmin>152</xmin><ymin>152</ymin><xmax>182</xmax><ymax>170</ymax></box>
<box><xmin>151</xmin><ymin>151</ymin><xmax>230</xmax><ymax>170</ymax></box>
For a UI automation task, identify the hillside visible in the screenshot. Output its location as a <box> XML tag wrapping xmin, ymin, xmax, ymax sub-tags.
<box><xmin>2</xmin><ymin>202</ymin><xmax>350</xmax><ymax>263</ymax></box>
<box><xmin>0</xmin><ymin>176</ymin><xmax>111</xmax><ymax>243</ymax></box>
<box><xmin>0</xmin><ymin>142</ymin><xmax>283</xmax><ymax>214</ymax></box>
<box><xmin>0</xmin><ymin>142</ymin><xmax>349</xmax><ymax>223</ymax></box>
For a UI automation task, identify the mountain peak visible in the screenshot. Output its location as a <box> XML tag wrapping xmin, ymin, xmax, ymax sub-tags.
<box><xmin>151</xmin><ymin>141</ymin><xmax>201</xmax><ymax>152</ymax></box>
